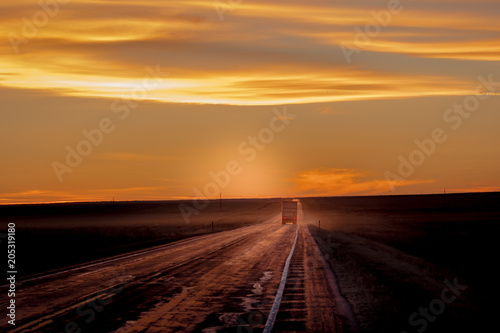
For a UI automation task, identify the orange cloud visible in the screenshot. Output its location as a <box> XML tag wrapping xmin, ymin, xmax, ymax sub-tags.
<box><xmin>292</xmin><ymin>168</ymin><xmax>433</xmax><ymax>196</ymax></box>
<box><xmin>445</xmin><ymin>186</ymin><xmax>500</xmax><ymax>194</ymax></box>
<box><xmin>0</xmin><ymin>187</ymin><xmax>171</xmax><ymax>205</ymax></box>
<box><xmin>1</xmin><ymin>0</ymin><xmax>499</xmax><ymax>105</ymax></box>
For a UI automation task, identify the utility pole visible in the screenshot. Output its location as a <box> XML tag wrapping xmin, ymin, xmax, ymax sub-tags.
<box><xmin>443</xmin><ymin>188</ymin><xmax>447</xmax><ymax>209</ymax></box>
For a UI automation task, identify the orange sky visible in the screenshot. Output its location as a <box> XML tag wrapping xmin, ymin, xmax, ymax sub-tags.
<box><xmin>1</xmin><ymin>0</ymin><xmax>500</xmax><ymax>204</ymax></box>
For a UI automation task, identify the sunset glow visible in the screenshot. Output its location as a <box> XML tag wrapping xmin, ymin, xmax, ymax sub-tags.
<box><xmin>1</xmin><ymin>0</ymin><xmax>499</xmax><ymax>203</ymax></box>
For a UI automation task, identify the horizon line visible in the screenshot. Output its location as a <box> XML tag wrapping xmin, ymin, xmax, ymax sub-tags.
<box><xmin>1</xmin><ymin>190</ymin><xmax>499</xmax><ymax>206</ymax></box>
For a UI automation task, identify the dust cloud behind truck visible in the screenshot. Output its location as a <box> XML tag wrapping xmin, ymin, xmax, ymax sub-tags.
<box><xmin>282</xmin><ymin>200</ymin><xmax>298</xmax><ymax>224</ymax></box>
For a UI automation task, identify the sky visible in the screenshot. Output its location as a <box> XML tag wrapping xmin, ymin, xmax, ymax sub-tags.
<box><xmin>1</xmin><ymin>0</ymin><xmax>500</xmax><ymax>204</ymax></box>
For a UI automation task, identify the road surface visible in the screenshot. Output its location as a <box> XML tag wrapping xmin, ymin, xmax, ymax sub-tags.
<box><xmin>1</xmin><ymin>203</ymin><xmax>356</xmax><ymax>332</ymax></box>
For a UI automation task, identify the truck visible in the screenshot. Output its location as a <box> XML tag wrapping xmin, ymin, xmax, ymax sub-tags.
<box><xmin>282</xmin><ymin>200</ymin><xmax>298</xmax><ymax>224</ymax></box>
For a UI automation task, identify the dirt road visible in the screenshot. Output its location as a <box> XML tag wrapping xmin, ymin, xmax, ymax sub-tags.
<box><xmin>1</xmin><ymin>204</ymin><xmax>356</xmax><ymax>332</ymax></box>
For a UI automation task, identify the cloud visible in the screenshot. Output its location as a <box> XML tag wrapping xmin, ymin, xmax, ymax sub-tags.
<box><xmin>1</xmin><ymin>0</ymin><xmax>499</xmax><ymax>105</ymax></box>
<box><xmin>0</xmin><ymin>186</ymin><xmax>170</xmax><ymax>205</ymax></box>
<box><xmin>445</xmin><ymin>186</ymin><xmax>500</xmax><ymax>194</ymax></box>
<box><xmin>292</xmin><ymin>168</ymin><xmax>433</xmax><ymax>196</ymax></box>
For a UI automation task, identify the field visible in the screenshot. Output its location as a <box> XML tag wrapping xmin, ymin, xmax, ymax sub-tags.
<box><xmin>0</xmin><ymin>198</ymin><xmax>281</xmax><ymax>277</ymax></box>
<box><xmin>2</xmin><ymin>192</ymin><xmax>499</xmax><ymax>332</ymax></box>
<box><xmin>302</xmin><ymin>192</ymin><xmax>500</xmax><ymax>332</ymax></box>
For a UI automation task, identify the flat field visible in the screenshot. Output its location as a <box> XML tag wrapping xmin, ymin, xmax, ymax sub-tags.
<box><xmin>302</xmin><ymin>192</ymin><xmax>500</xmax><ymax>332</ymax></box>
<box><xmin>0</xmin><ymin>198</ymin><xmax>281</xmax><ymax>277</ymax></box>
<box><xmin>2</xmin><ymin>193</ymin><xmax>498</xmax><ymax>332</ymax></box>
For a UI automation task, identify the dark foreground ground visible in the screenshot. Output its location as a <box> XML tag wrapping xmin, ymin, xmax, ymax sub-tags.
<box><xmin>1</xmin><ymin>192</ymin><xmax>499</xmax><ymax>332</ymax></box>
<box><xmin>0</xmin><ymin>198</ymin><xmax>281</xmax><ymax>278</ymax></box>
<box><xmin>1</xmin><ymin>203</ymin><xmax>347</xmax><ymax>333</ymax></box>
<box><xmin>303</xmin><ymin>192</ymin><xmax>500</xmax><ymax>332</ymax></box>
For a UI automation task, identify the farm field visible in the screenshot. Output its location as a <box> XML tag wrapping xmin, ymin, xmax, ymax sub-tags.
<box><xmin>0</xmin><ymin>198</ymin><xmax>281</xmax><ymax>277</ymax></box>
<box><xmin>2</xmin><ymin>193</ymin><xmax>499</xmax><ymax>332</ymax></box>
<box><xmin>302</xmin><ymin>192</ymin><xmax>500</xmax><ymax>332</ymax></box>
